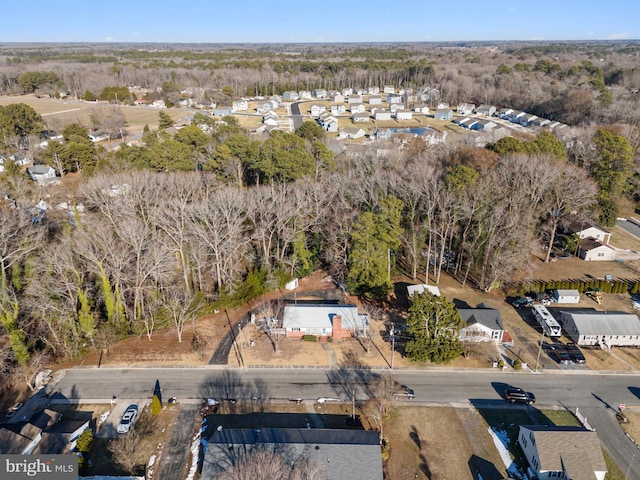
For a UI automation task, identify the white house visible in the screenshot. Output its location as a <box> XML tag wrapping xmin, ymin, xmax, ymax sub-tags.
<box><xmin>299</xmin><ymin>90</ymin><xmax>312</xmax><ymax>99</ymax></box>
<box><xmin>565</xmin><ymin>219</ymin><xmax>611</xmax><ymax>244</ymax></box>
<box><xmin>348</xmin><ymin>94</ymin><xmax>364</xmax><ymax>104</ymax></box>
<box><xmin>330</xmin><ymin>92</ymin><xmax>345</xmax><ymax>103</ymax></box>
<box><xmin>310</xmin><ymin>104</ymin><xmax>326</xmax><ymax>117</ymax></box>
<box><xmin>330</xmin><ymin>104</ymin><xmax>346</xmax><ymax>115</ymax></box>
<box><xmin>350</xmin><ymin>102</ymin><xmax>366</xmax><ymax>114</ymax></box>
<box><xmin>28</xmin><ymin>165</ymin><xmax>57</xmax><ymax>184</ymax></box>
<box><xmin>518</xmin><ymin>425</ymin><xmax>606</xmax><ymax>480</ymax></box>
<box><xmin>232</xmin><ymin>100</ymin><xmax>248</xmax><ymax>112</ymax></box>
<box><xmin>476</xmin><ymin>105</ymin><xmax>496</xmax><ymax>116</ymax></box>
<box><xmin>312</xmin><ymin>88</ymin><xmax>327</xmax><ymax>99</ymax></box>
<box><xmin>351</xmin><ymin>112</ymin><xmax>371</xmax><ymax>123</ymax></box>
<box><xmin>434</xmin><ymin>108</ymin><xmax>453</xmax><ymax>121</ymax></box>
<box><xmin>470</xmin><ymin>119</ymin><xmax>498</xmax><ymax>132</ymax></box>
<box><xmin>383</xmin><ymin>85</ymin><xmax>395</xmax><ymax>94</ymax></box>
<box><xmin>559</xmin><ymin>310</ymin><xmax>640</xmax><ymax>347</ymax></box>
<box><xmin>458</xmin><ymin>305</ymin><xmax>504</xmax><ymax>342</ymax></box>
<box><xmin>394</xmin><ymin>109</ymin><xmax>413</xmax><ymax>121</ymax></box>
<box><xmin>457</xmin><ymin>103</ymin><xmax>476</xmax><ymax>115</ymax></box>
<box><xmin>256</xmin><ymin>101</ymin><xmax>275</xmax><ymax>115</ymax></box>
<box><xmin>367</xmin><ymin>86</ymin><xmax>380</xmax><ymax>95</ymax></box>
<box><xmin>283</xmin><ymin>91</ymin><xmax>299</xmax><ymax>101</ymax></box>
<box><xmin>577</xmin><ymin>238</ymin><xmax>616</xmax><ymax>261</ymax></box>
<box><xmin>368</xmin><ymin>95</ymin><xmax>383</xmax><ymax>105</ymax></box>
<box><xmin>386</xmin><ymin>94</ymin><xmax>403</xmax><ymax>104</ymax></box>
<box><xmin>263</xmin><ymin>111</ymin><xmax>279</xmax><ymax>126</ymax></box>
<box><xmin>339</xmin><ymin>127</ymin><xmax>366</xmax><ymax>139</ymax></box>
<box><xmin>282</xmin><ymin>303</ymin><xmax>369</xmax><ymax>339</ymax></box>
<box><xmin>389</xmin><ymin>103</ymin><xmax>404</xmax><ymax>112</ymax></box>
<box><xmin>374</xmin><ymin>110</ymin><xmax>392</xmax><ymax>121</ymax></box>
<box><xmin>341</xmin><ymin>88</ymin><xmax>353</xmax><ymax>96</ymax></box>
<box><xmin>414</xmin><ymin>105</ymin><xmax>430</xmax><ymax>115</ymax></box>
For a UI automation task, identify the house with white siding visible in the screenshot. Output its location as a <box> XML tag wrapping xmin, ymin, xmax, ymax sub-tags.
<box><xmin>374</xmin><ymin>110</ymin><xmax>392</xmax><ymax>121</ymax></box>
<box><xmin>394</xmin><ymin>109</ymin><xmax>413</xmax><ymax>121</ymax></box>
<box><xmin>312</xmin><ymin>89</ymin><xmax>327</xmax><ymax>99</ymax></box>
<box><xmin>368</xmin><ymin>95</ymin><xmax>383</xmax><ymax>105</ymax></box>
<box><xmin>331</xmin><ymin>104</ymin><xmax>346</xmax><ymax>115</ymax></box>
<box><xmin>352</xmin><ymin>112</ymin><xmax>371</xmax><ymax>123</ymax></box>
<box><xmin>340</xmin><ymin>127</ymin><xmax>367</xmax><ymax>139</ymax></box>
<box><xmin>457</xmin><ymin>103</ymin><xmax>476</xmax><ymax>115</ymax></box>
<box><xmin>283</xmin><ymin>91</ymin><xmax>299</xmax><ymax>101</ymax></box>
<box><xmin>559</xmin><ymin>310</ymin><xmax>640</xmax><ymax>347</ymax></box>
<box><xmin>232</xmin><ymin>100</ymin><xmax>248</xmax><ymax>112</ymax></box>
<box><xmin>350</xmin><ymin>102</ymin><xmax>366</xmax><ymax>113</ymax></box>
<box><xmin>434</xmin><ymin>108</ymin><xmax>453</xmax><ymax>121</ymax></box>
<box><xmin>476</xmin><ymin>105</ymin><xmax>496</xmax><ymax>116</ymax></box>
<box><xmin>458</xmin><ymin>305</ymin><xmax>504</xmax><ymax>342</ymax></box>
<box><xmin>330</xmin><ymin>92</ymin><xmax>345</xmax><ymax>103</ymax></box>
<box><xmin>367</xmin><ymin>86</ymin><xmax>380</xmax><ymax>95</ymax></box>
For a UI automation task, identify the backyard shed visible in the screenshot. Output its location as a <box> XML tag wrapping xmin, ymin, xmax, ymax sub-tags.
<box><xmin>553</xmin><ymin>289</ymin><xmax>580</xmax><ymax>304</ymax></box>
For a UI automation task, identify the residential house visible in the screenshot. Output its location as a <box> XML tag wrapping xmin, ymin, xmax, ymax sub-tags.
<box><xmin>256</xmin><ymin>100</ymin><xmax>275</xmax><ymax>115</ymax></box>
<box><xmin>436</xmin><ymin>102</ymin><xmax>450</xmax><ymax>109</ymax></box>
<box><xmin>213</xmin><ymin>107</ymin><xmax>233</xmax><ymax>117</ymax></box>
<box><xmin>406</xmin><ymin>284</ymin><xmax>441</xmax><ymax>297</ymax></box>
<box><xmin>232</xmin><ymin>100</ymin><xmax>248</xmax><ymax>112</ymax></box>
<box><xmin>434</xmin><ymin>108</ymin><xmax>453</xmax><ymax>120</ymax></box>
<box><xmin>318</xmin><ymin>113</ymin><xmax>339</xmax><ymax>132</ymax></box>
<box><xmin>200</xmin><ymin>428</ymin><xmax>383</xmax><ymax>480</ymax></box>
<box><xmin>352</xmin><ymin>112</ymin><xmax>371</xmax><ymax>123</ymax></box>
<box><xmin>496</xmin><ymin>107</ymin><xmax>514</xmax><ymax>119</ymax></box>
<box><xmin>283</xmin><ymin>91</ymin><xmax>299</xmax><ymax>101</ymax></box>
<box><xmin>312</xmin><ymin>88</ymin><xmax>327</xmax><ymax>99</ymax></box>
<box><xmin>457</xmin><ymin>103</ymin><xmax>476</xmax><ymax>115</ymax></box>
<box><xmin>518</xmin><ymin>425</ymin><xmax>606</xmax><ymax>480</ymax></box>
<box><xmin>368</xmin><ymin>95</ymin><xmax>383</xmax><ymax>105</ymax></box>
<box><xmin>330</xmin><ymin>92</ymin><xmax>345</xmax><ymax>103</ymax></box>
<box><xmin>281</xmin><ymin>303</ymin><xmax>369</xmax><ymax>339</ymax></box>
<box><xmin>310</xmin><ymin>104</ymin><xmax>326</xmax><ymax>117</ymax></box>
<box><xmin>374</xmin><ymin>110</ymin><xmax>392</xmax><ymax>121</ymax></box>
<box><xmin>389</xmin><ymin>103</ymin><xmax>404</xmax><ymax>112</ymax></box>
<box><xmin>559</xmin><ymin>310</ymin><xmax>640</xmax><ymax>347</ymax></box>
<box><xmin>341</xmin><ymin>87</ymin><xmax>353</xmax><ymax>96</ymax></box>
<box><xmin>470</xmin><ymin>119</ymin><xmax>498</xmax><ymax>132</ymax></box>
<box><xmin>506</xmin><ymin>110</ymin><xmax>526</xmax><ymax>123</ymax></box>
<box><xmin>367</xmin><ymin>86</ymin><xmax>380</xmax><ymax>95</ymax></box>
<box><xmin>458</xmin><ymin>304</ymin><xmax>505</xmax><ymax>342</ymax></box>
<box><xmin>150</xmin><ymin>99</ymin><xmax>166</xmax><ymax>108</ymax></box>
<box><xmin>564</xmin><ymin>218</ymin><xmax>611</xmax><ymax>244</ymax></box>
<box><xmin>577</xmin><ymin>238</ymin><xmax>616</xmax><ymax>261</ymax></box>
<box><xmin>299</xmin><ymin>90</ymin><xmax>312</xmax><ymax>99</ymax></box>
<box><xmin>453</xmin><ymin>117</ymin><xmax>473</xmax><ymax>128</ymax></box>
<box><xmin>532</xmin><ymin>117</ymin><xmax>551</xmax><ymax>127</ymax></box>
<box><xmin>330</xmin><ymin>104</ymin><xmax>346</xmax><ymax>115</ymax></box>
<box><xmin>476</xmin><ymin>104</ymin><xmax>496</xmax><ymax>116</ymax></box>
<box><xmin>402</xmin><ymin>88</ymin><xmax>416</xmax><ymax>103</ymax></box>
<box><xmin>348</xmin><ymin>94</ymin><xmax>363</xmax><ymax>104</ymax></box>
<box><xmin>387</xmin><ymin>94</ymin><xmax>403</xmax><ymax>104</ymax></box>
<box><xmin>350</xmin><ymin>102</ymin><xmax>366</xmax><ymax>114</ymax></box>
<box><xmin>383</xmin><ymin>85</ymin><xmax>395</xmax><ymax>94</ymax></box>
<box><xmin>249</xmin><ymin>125</ymin><xmax>267</xmax><ymax>135</ymax></box>
<box><xmin>28</xmin><ymin>165</ymin><xmax>56</xmax><ymax>185</ymax></box>
<box><xmin>519</xmin><ymin>113</ymin><xmax>538</xmax><ymax>127</ymax></box>
<box><xmin>394</xmin><ymin>109</ymin><xmax>413</xmax><ymax>121</ymax></box>
<box><xmin>339</xmin><ymin>127</ymin><xmax>366</xmax><ymax>139</ymax></box>
<box><xmin>133</xmin><ymin>99</ymin><xmax>147</xmax><ymax>106</ymax></box>
<box><xmin>414</xmin><ymin>105</ymin><xmax>430</xmax><ymax>115</ymax></box>
<box><xmin>262</xmin><ymin>111</ymin><xmax>279</xmax><ymax>126</ymax></box>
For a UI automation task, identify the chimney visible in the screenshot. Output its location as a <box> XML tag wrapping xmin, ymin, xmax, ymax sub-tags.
<box><xmin>332</xmin><ymin>315</ymin><xmax>342</xmax><ymax>339</ymax></box>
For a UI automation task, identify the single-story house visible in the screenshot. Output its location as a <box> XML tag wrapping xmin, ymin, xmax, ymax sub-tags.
<box><xmin>374</xmin><ymin>110</ymin><xmax>392</xmax><ymax>121</ymax></box>
<box><xmin>282</xmin><ymin>303</ymin><xmax>368</xmax><ymax>339</ymax></box>
<box><xmin>577</xmin><ymin>238</ymin><xmax>616</xmax><ymax>261</ymax></box>
<box><xmin>458</xmin><ymin>304</ymin><xmax>504</xmax><ymax>342</ymax></box>
<box><xmin>407</xmin><ymin>284</ymin><xmax>441</xmax><ymax>297</ymax></box>
<box><xmin>453</xmin><ymin>117</ymin><xmax>473</xmax><ymax>128</ymax></box>
<box><xmin>200</xmin><ymin>428</ymin><xmax>383</xmax><ymax>480</ymax></box>
<box><xmin>368</xmin><ymin>95</ymin><xmax>383</xmax><ymax>105</ymax></box>
<box><xmin>559</xmin><ymin>310</ymin><xmax>640</xmax><ymax>347</ymax></box>
<box><xmin>553</xmin><ymin>289</ymin><xmax>580</xmax><ymax>304</ymax></box>
<box><xmin>28</xmin><ymin>165</ymin><xmax>57</xmax><ymax>184</ymax></box>
<box><xmin>532</xmin><ymin>117</ymin><xmax>551</xmax><ymax>127</ymax></box>
<box><xmin>470</xmin><ymin>119</ymin><xmax>497</xmax><ymax>132</ymax></box>
<box><xmin>339</xmin><ymin>127</ymin><xmax>366</xmax><ymax>139</ymax></box>
<box><xmin>518</xmin><ymin>425</ymin><xmax>606</xmax><ymax>480</ymax></box>
<box><xmin>88</xmin><ymin>131</ymin><xmax>109</xmax><ymax>142</ymax></box>
<box><xmin>457</xmin><ymin>103</ymin><xmax>475</xmax><ymax>115</ymax></box>
<box><xmin>434</xmin><ymin>108</ymin><xmax>453</xmax><ymax>121</ymax></box>
<box><xmin>476</xmin><ymin>105</ymin><xmax>496</xmax><ymax>116</ymax></box>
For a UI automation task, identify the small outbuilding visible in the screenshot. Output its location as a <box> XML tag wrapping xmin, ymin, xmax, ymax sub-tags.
<box><xmin>407</xmin><ymin>284</ymin><xmax>441</xmax><ymax>297</ymax></box>
<box><xmin>553</xmin><ymin>289</ymin><xmax>580</xmax><ymax>304</ymax></box>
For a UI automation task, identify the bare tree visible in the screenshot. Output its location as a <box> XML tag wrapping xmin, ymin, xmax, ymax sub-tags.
<box><xmin>217</xmin><ymin>448</ymin><xmax>324</xmax><ymax>480</ymax></box>
<box><xmin>108</xmin><ymin>432</ymin><xmax>141</xmax><ymax>475</ymax></box>
<box><xmin>160</xmin><ymin>284</ymin><xmax>205</xmax><ymax>342</ymax></box>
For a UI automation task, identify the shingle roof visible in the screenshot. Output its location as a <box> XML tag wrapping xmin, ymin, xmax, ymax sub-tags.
<box><xmin>458</xmin><ymin>308</ymin><xmax>503</xmax><ymax>331</ymax></box>
<box><xmin>520</xmin><ymin>425</ymin><xmax>606</xmax><ymax>480</ymax></box>
<box><xmin>202</xmin><ymin>428</ymin><xmax>382</xmax><ymax>480</ymax></box>
<box><xmin>561</xmin><ymin>310</ymin><xmax>640</xmax><ymax>336</ymax></box>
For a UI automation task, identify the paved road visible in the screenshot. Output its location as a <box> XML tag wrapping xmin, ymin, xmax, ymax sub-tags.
<box><xmin>289</xmin><ymin>101</ymin><xmax>305</xmax><ymax>130</ymax></box>
<box><xmin>49</xmin><ymin>367</ymin><xmax>640</xmax><ymax>478</ymax></box>
<box><xmin>154</xmin><ymin>404</ymin><xmax>200</xmax><ymax>480</ymax></box>
<box><xmin>617</xmin><ymin>218</ymin><xmax>640</xmax><ymax>239</ymax></box>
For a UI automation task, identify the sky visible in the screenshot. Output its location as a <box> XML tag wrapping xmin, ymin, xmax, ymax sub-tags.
<box><xmin>1</xmin><ymin>0</ymin><xmax>638</xmax><ymax>44</ymax></box>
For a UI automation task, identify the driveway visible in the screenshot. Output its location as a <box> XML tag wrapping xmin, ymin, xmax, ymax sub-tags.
<box><xmin>154</xmin><ymin>404</ymin><xmax>200</xmax><ymax>480</ymax></box>
<box><xmin>96</xmin><ymin>400</ymin><xmax>145</xmax><ymax>439</ymax></box>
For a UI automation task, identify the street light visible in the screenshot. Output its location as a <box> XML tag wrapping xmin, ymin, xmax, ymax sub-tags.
<box><xmin>625</xmin><ymin>453</ymin><xmax>636</xmax><ymax>480</ymax></box>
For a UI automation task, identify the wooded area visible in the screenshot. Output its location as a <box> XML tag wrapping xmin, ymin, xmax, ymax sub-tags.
<box><xmin>0</xmin><ymin>41</ymin><xmax>639</xmax><ymax>386</ymax></box>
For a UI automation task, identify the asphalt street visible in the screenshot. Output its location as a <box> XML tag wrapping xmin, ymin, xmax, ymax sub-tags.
<box><xmin>49</xmin><ymin>367</ymin><xmax>640</xmax><ymax>478</ymax></box>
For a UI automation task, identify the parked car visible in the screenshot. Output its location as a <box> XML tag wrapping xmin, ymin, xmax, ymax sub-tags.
<box><xmin>117</xmin><ymin>404</ymin><xmax>138</xmax><ymax>434</ymax></box>
<box><xmin>504</xmin><ymin>387</ymin><xmax>536</xmax><ymax>405</ymax></box>
<box><xmin>512</xmin><ymin>297</ymin><xmax>534</xmax><ymax>308</ymax></box>
<box><xmin>549</xmin><ymin>344</ymin><xmax>572</xmax><ymax>365</ymax></box>
<box><xmin>565</xmin><ymin>343</ymin><xmax>586</xmax><ymax>364</ymax></box>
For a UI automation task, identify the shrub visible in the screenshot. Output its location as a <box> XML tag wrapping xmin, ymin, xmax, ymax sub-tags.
<box><xmin>513</xmin><ymin>358</ymin><xmax>523</xmax><ymax>370</ymax></box>
<box><xmin>302</xmin><ymin>335</ymin><xmax>318</xmax><ymax>342</ymax></box>
<box><xmin>151</xmin><ymin>394</ymin><xmax>162</xmax><ymax>415</ymax></box>
<box><xmin>327</xmin><ymin>336</ymin><xmax>333</xmax><ymax>343</ymax></box>
<box><xmin>75</xmin><ymin>429</ymin><xmax>93</xmax><ymax>453</ymax></box>
<box><xmin>497</xmin><ymin>359</ymin><xmax>505</xmax><ymax>369</ymax></box>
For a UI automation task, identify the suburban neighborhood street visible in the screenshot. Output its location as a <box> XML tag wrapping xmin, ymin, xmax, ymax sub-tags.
<box><xmin>49</xmin><ymin>366</ymin><xmax>640</xmax><ymax>478</ymax></box>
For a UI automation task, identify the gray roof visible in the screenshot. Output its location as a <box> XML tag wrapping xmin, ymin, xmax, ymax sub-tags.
<box><xmin>201</xmin><ymin>428</ymin><xmax>382</xmax><ymax>480</ymax></box>
<box><xmin>458</xmin><ymin>307</ymin><xmax>503</xmax><ymax>331</ymax></box>
<box><xmin>283</xmin><ymin>304</ymin><xmax>366</xmax><ymax>331</ymax></box>
<box><xmin>561</xmin><ymin>310</ymin><xmax>640</xmax><ymax>336</ymax></box>
<box><xmin>519</xmin><ymin>425</ymin><xmax>606</xmax><ymax>480</ymax></box>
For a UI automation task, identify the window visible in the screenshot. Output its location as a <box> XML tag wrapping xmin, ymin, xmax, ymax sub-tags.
<box><xmin>291</xmin><ymin>328</ymin><xmax>301</xmax><ymax>332</ymax></box>
<box><xmin>597</xmin><ymin>252</ymin><xmax>605</xmax><ymax>257</ymax></box>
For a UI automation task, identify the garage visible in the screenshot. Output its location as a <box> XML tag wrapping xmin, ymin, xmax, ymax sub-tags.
<box><xmin>553</xmin><ymin>289</ymin><xmax>580</xmax><ymax>304</ymax></box>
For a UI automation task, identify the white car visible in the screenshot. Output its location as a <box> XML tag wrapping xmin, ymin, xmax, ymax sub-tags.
<box><xmin>117</xmin><ymin>404</ymin><xmax>138</xmax><ymax>434</ymax></box>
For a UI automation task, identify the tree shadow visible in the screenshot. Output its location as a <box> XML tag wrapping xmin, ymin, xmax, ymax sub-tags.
<box><xmin>326</xmin><ymin>353</ymin><xmax>380</xmax><ymax>400</ymax></box>
<box><xmin>419</xmin><ymin>453</ymin><xmax>432</xmax><ymax>479</ymax></box>
<box><xmin>628</xmin><ymin>386</ymin><xmax>640</xmax><ymax>400</ymax></box>
<box><xmin>452</xmin><ymin>298</ymin><xmax>472</xmax><ymax>309</ymax></box>
<box><xmin>199</xmin><ymin>370</ymin><xmax>268</xmax><ymax>414</ymax></box>
<box><xmin>468</xmin><ymin>454</ymin><xmax>504</xmax><ymax>480</ymax></box>
<box><xmin>410</xmin><ymin>424</ymin><xmax>421</xmax><ymax>449</ymax></box>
